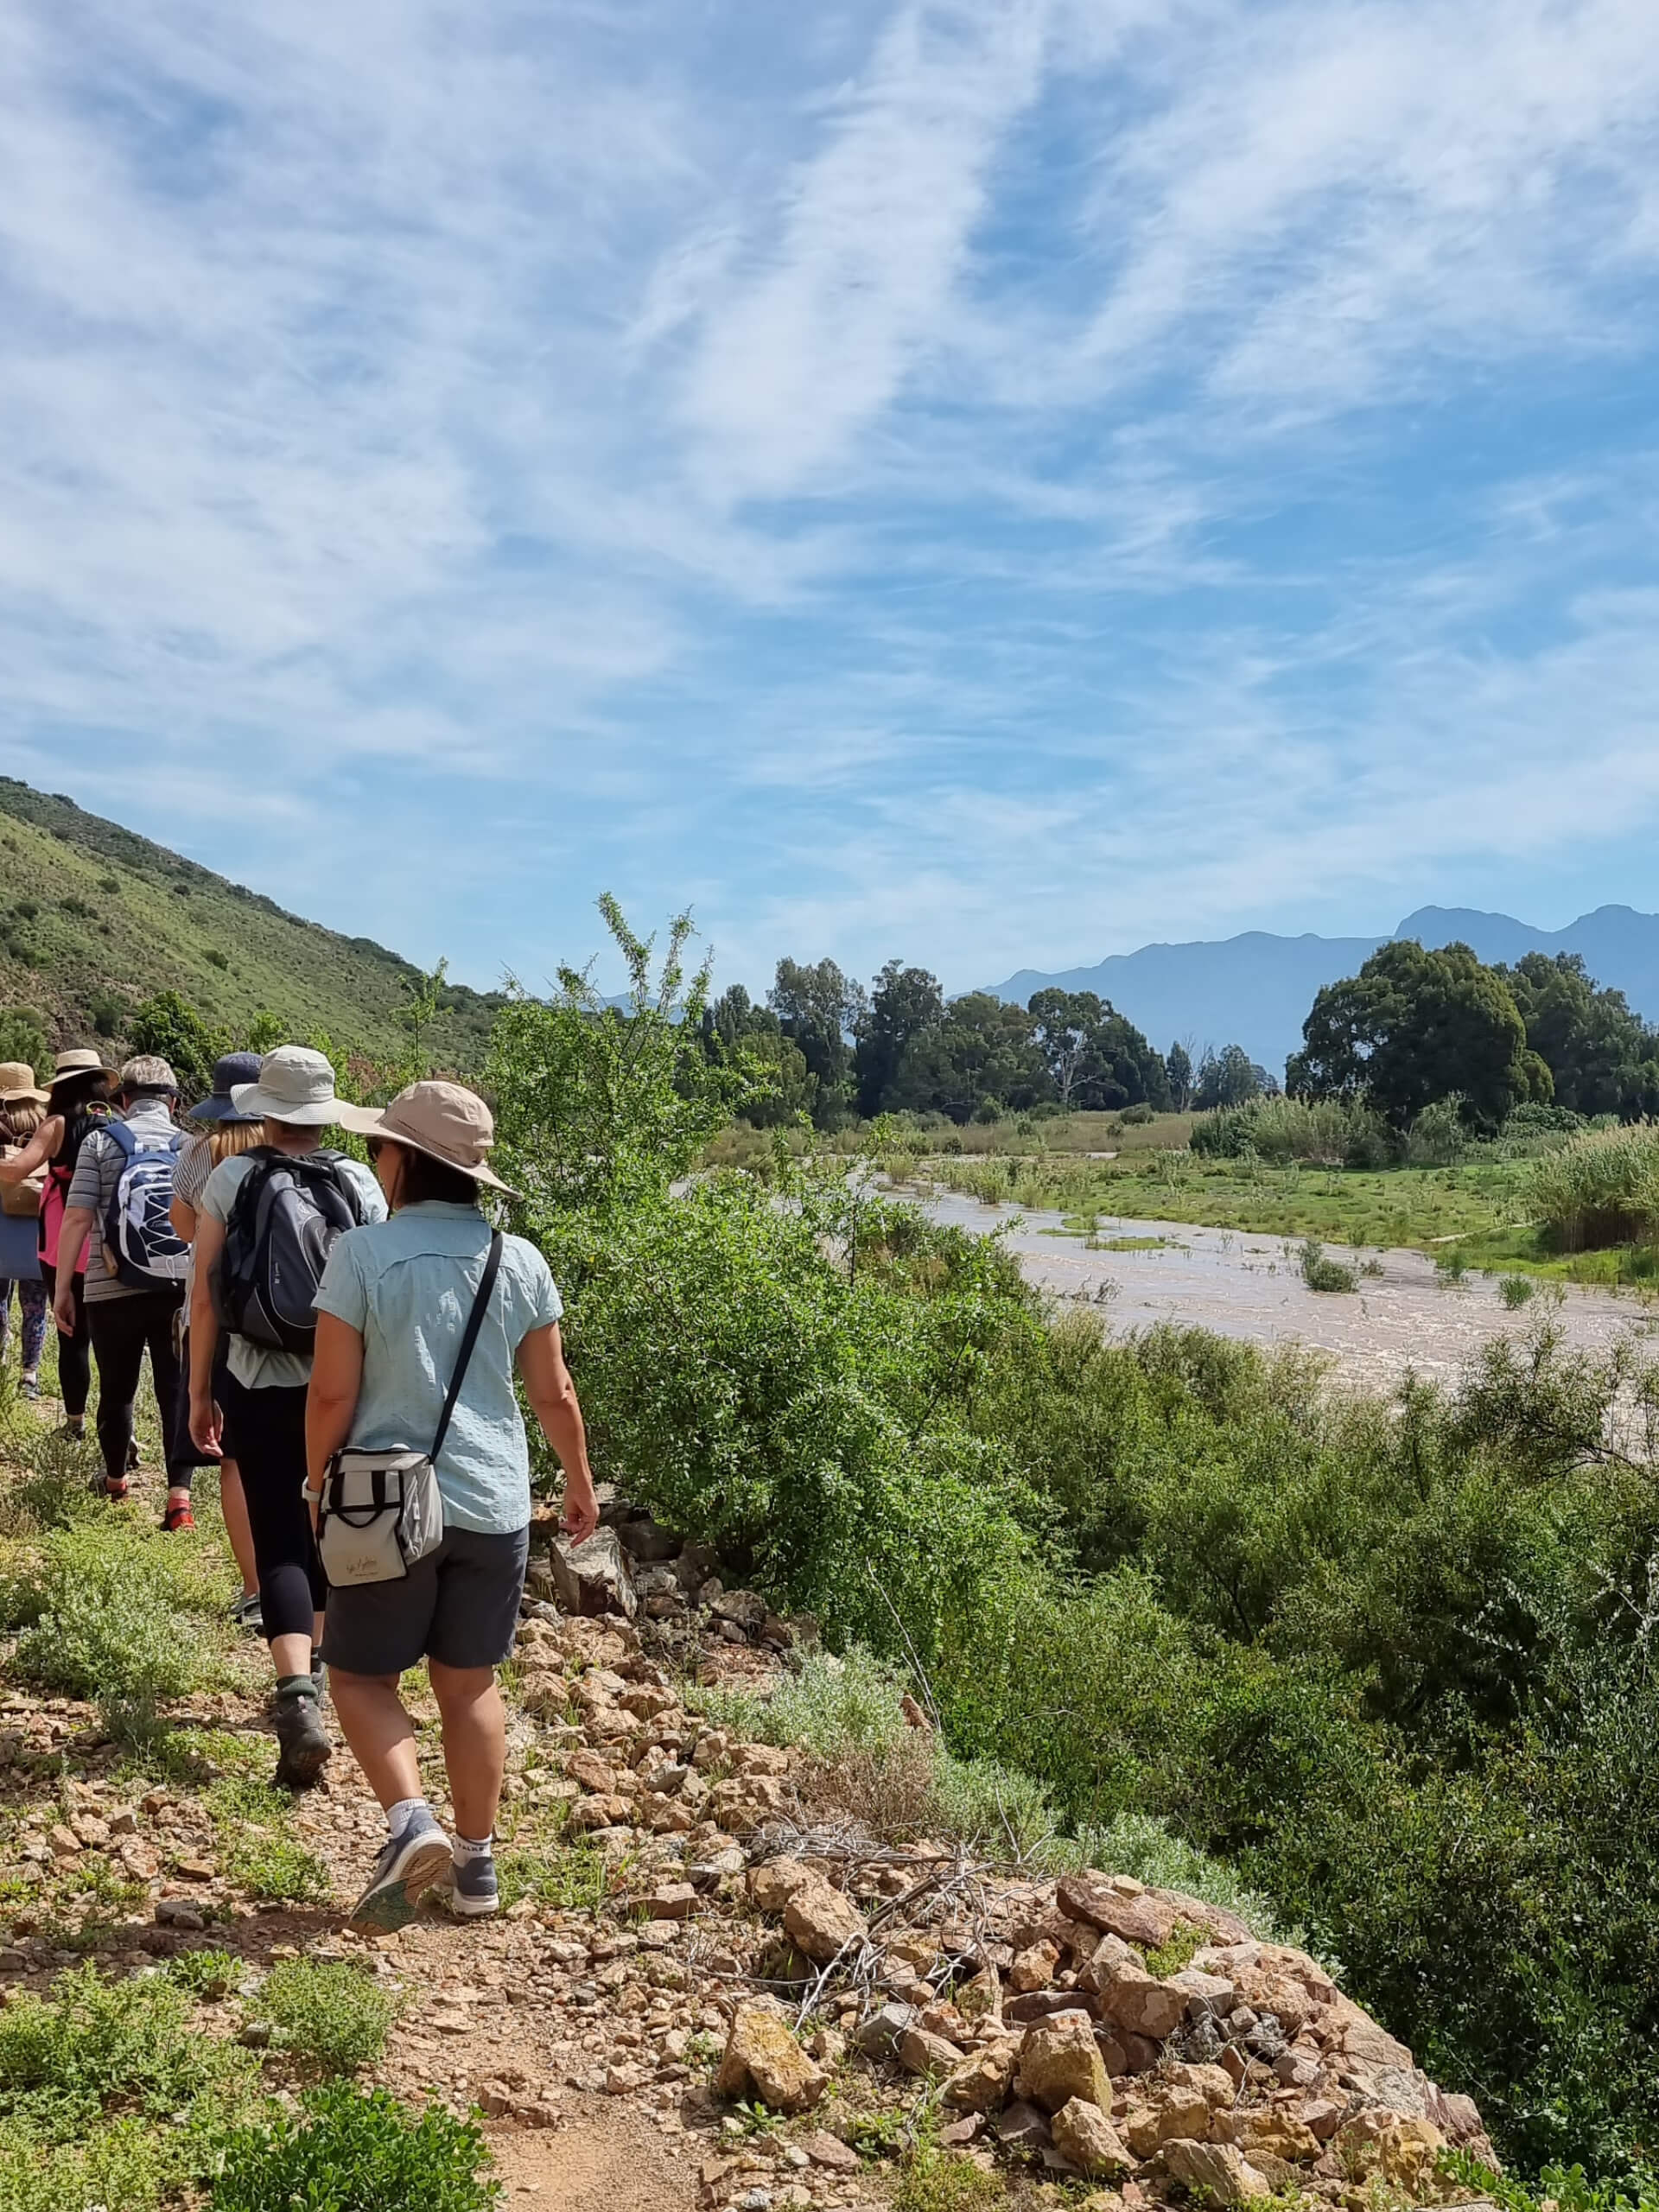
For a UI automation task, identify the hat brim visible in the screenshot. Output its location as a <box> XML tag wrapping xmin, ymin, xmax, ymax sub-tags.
<box><xmin>1</xmin><ymin>1085</ymin><xmax>49</xmax><ymax>1107</ymax></box>
<box><xmin>335</xmin><ymin>1102</ymin><xmax>519</xmax><ymax>1197</ymax></box>
<box><xmin>187</xmin><ymin>1095</ymin><xmax>267</xmax><ymax>1123</ymax></box>
<box><xmin>54</xmin><ymin>1061</ymin><xmax>119</xmax><ymax>1086</ymax></box>
<box><xmin>230</xmin><ymin>1081</ymin><xmax>346</xmax><ymax>1128</ymax></box>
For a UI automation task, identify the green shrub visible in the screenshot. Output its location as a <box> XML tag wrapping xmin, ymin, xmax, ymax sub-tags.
<box><xmin>0</xmin><ymin>1961</ymin><xmax>254</xmax><ymax>2142</ymax></box>
<box><xmin>0</xmin><ymin>2114</ymin><xmax>175</xmax><ymax>2212</ymax></box>
<box><xmin>1300</xmin><ymin>1237</ymin><xmax>1357</xmax><ymax>1293</ymax></box>
<box><xmin>1500</xmin><ymin>1274</ymin><xmax>1537</xmax><ymax>1308</ymax></box>
<box><xmin>249</xmin><ymin>1961</ymin><xmax>399</xmax><ymax>2075</ymax></box>
<box><xmin>1407</xmin><ymin>1096</ymin><xmax>1470</xmax><ymax>1166</ymax></box>
<box><xmin>1192</xmin><ymin>1096</ymin><xmax>1392</xmax><ymax>1166</ymax></box>
<box><xmin>226</xmin><ymin>1834</ymin><xmax>333</xmax><ymax>1905</ymax></box>
<box><xmin>3</xmin><ymin>1524</ymin><xmax>229</xmax><ymax>1733</ymax></box>
<box><xmin>210</xmin><ymin>2084</ymin><xmax>499</xmax><ymax>2211</ymax></box>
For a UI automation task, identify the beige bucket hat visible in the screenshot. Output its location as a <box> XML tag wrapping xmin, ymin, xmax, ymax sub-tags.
<box><xmin>0</xmin><ymin>1061</ymin><xmax>48</xmax><ymax>1106</ymax></box>
<box><xmin>336</xmin><ymin>1079</ymin><xmax>517</xmax><ymax>1195</ymax></box>
<box><xmin>232</xmin><ymin>1045</ymin><xmax>352</xmax><ymax>1128</ymax></box>
<box><xmin>53</xmin><ymin>1046</ymin><xmax>119</xmax><ymax>1084</ymax></box>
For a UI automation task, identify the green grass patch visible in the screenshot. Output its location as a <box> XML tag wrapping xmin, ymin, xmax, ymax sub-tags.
<box><xmin>495</xmin><ymin>1839</ymin><xmax>608</xmax><ymax>1916</ymax></box>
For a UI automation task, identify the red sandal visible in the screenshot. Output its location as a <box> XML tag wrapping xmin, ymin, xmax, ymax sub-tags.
<box><xmin>161</xmin><ymin>1500</ymin><xmax>195</xmax><ymax>1533</ymax></box>
<box><xmin>101</xmin><ymin>1476</ymin><xmax>130</xmax><ymax>1502</ymax></box>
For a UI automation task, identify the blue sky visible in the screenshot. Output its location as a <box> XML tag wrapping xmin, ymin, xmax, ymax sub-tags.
<box><xmin>3</xmin><ymin>0</ymin><xmax>1658</xmax><ymax>1001</ymax></box>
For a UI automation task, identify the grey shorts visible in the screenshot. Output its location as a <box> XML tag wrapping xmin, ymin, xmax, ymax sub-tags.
<box><xmin>320</xmin><ymin>1523</ymin><xmax>530</xmax><ymax>1678</ymax></box>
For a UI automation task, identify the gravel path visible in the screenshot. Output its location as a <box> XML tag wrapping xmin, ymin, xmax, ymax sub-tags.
<box><xmin>920</xmin><ymin>1190</ymin><xmax>1656</xmax><ymax>1391</ymax></box>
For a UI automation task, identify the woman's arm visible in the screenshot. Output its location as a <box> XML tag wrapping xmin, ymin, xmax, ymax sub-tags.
<box><xmin>0</xmin><ymin>1116</ymin><xmax>61</xmax><ymax>1185</ymax></box>
<box><xmin>518</xmin><ymin>1322</ymin><xmax>599</xmax><ymax>1544</ymax></box>
<box><xmin>169</xmin><ymin>1197</ymin><xmax>198</xmax><ymax>1245</ymax></box>
<box><xmin>188</xmin><ymin>1215</ymin><xmax>226</xmax><ymax>1454</ymax></box>
<box><xmin>305</xmin><ymin>1312</ymin><xmax>365</xmax><ymax>1529</ymax></box>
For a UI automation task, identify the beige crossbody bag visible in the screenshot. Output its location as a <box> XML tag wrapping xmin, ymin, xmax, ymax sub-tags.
<box><xmin>315</xmin><ymin>1232</ymin><xmax>503</xmax><ymax>1587</ymax></box>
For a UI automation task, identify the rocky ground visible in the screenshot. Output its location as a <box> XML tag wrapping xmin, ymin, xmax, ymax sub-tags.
<box><xmin>0</xmin><ymin>1481</ymin><xmax>1501</xmax><ymax>2211</ymax></box>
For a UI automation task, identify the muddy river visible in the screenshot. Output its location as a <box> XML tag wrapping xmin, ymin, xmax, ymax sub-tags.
<box><xmin>918</xmin><ymin>1189</ymin><xmax>1655</xmax><ymax>1392</ymax></box>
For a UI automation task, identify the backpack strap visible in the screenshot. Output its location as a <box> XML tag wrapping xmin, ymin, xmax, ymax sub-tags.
<box><xmin>429</xmin><ymin>1232</ymin><xmax>504</xmax><ymax>1466</ymax></box>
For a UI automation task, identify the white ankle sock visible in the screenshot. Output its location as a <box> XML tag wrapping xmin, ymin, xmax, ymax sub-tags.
<box><xmin>454</xmin><ymin>1833</ymin><xmax>493</xmax><ymax>1865</ymax></box>
<box><xmin>386</xmin><ymin>1797</ymin><xmax>429</xmax><ymax>1841</ymax></box>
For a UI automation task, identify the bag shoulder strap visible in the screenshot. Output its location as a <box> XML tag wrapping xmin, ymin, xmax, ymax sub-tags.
<box><xmin>430</xmin><ymin>1231</ymin><xmax>504</xmax><ymax>1465</ymax></box>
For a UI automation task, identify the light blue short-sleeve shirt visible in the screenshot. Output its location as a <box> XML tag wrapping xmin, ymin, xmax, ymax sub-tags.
<box><xmin>313</xmin><ymin>1201</ymin><xmax>563</xmax><ymax>1535</ymax></box>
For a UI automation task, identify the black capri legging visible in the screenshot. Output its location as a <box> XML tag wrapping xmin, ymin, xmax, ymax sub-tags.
<box><xmin>38</xmin><ymin>1261</ymin><xmax>91</xmax><ymax>1420</ymax></box>
<box><xmin>218</xmin><ymin>1372</ymin><xmax>325</xmax><ymax>1643</ymax></box>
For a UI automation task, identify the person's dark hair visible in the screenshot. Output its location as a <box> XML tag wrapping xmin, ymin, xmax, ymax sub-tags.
<box><xmin>391</xmin><ymin>1144</ymin><xmax>481</xmax><ymax>1208</ymax></box>
<box><xmin>46</xmin><ymin>1070</ymin><xmax>109</xmax><ymax>1124</ymax></box>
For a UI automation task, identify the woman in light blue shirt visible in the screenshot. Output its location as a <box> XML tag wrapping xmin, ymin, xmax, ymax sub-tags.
<box><xmin>306</xmin><ymin>1079</ymin><xmax>599</xmax><ymax>1930</ymax></box>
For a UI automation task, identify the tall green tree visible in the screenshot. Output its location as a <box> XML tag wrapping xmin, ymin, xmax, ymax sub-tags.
<box><xmin>1500</xmin><ymin>952</ymin><xmax>1659</xmax><ymax>1119</ymax></box>
<box><xmin>1289</xmin><ymin>939</ymin><xmax>1546</xmax><ymax>1129</ymax></box>
<box><xmin>702</xmin><ymin>985</ymin><xmax>816</xmax><ymax>1126</ymax></box>
<box><xmin>768</xmin><ymin>957</ymin><xmax>865</xmax><ymax>1128</ymax></box>
<box><xmin>855</xmin><ymin>962</ymin><xmax>944</xmax><ymax>1117</ymax></box>
<box><xmin>488</xmin><ymin>896</ymin><xmax>769</xmax><ymax>1221</ymax></box>
<box><xmin>1029</xmin><ymin>990</ymin><xmax>1170</xmax><ymax>1111</ymax></box>
<box><xmin>1166</xmin><ymin>1042</ymin><xmax>1194</xmax><ymax>1111</ymax></box>
<box><xmin>1193</xmin><ymin>1043</ymin><xmax>1266</xmax><ymax>1109</ymax></box>
<box><xmin>887</xmin><ymin>993</ymin><xmax>1050</xmax><ymax>1122</ymax></box>
<box><xmin>128</xmin><ymin>989</ymin><xmax>229</xmax><ymax>1101</ymax></box>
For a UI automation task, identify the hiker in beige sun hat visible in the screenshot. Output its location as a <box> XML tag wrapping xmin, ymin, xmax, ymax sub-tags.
<box><xmin>335</xmin><ymin>1080</ymin><xmax>518</xmax><ymax>1196</ymax></box>
<box><xmin>0</xmin><ymin>1063</ymin><xmax>48</xmax><ymax>1107</ymax></box>
<box><xmin>52</xmin><ymin>1046</ymin><xmax>118</xmax><ymax>1086</ymax></box>
<box><xmin>232</xmin><ymin>1045</ymin><xmax>354</xmax><ymax>1128</ymax></box>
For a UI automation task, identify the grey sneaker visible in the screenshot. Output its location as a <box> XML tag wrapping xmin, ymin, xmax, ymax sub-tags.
<box><xmin>271</xmin><ymin>1690</ymin><xmax>332</xmax><ymax>1791</ymax></box>
<box><xmin>445</xmin><ymin>1853</ymin><xmax>499</xmax><ymax>1919</ymax></box>
<box><xmin>228</xmin><ymin>1592</ymin><xmax>264</xmax><ymax>1634</ymax></box>
<box><xmin>350</xmin><ymin>1811</ymin><xmax>453</xmax><ymax>1931</ymax></box>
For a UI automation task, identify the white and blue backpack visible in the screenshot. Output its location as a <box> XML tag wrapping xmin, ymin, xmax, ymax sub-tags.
<box><xmin>102</xmin><ymin>1122</ymin><xmax>188</xmax><ymax>1290</ymax></box>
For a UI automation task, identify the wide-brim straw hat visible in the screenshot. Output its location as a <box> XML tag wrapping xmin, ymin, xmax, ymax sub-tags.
<box><xmin>232</xmin><ymin>1044</ymin><xmax>352</xmax><ymax>1128</ymax></box>
<box><xmin>53</xmin><ymin>1046</ymin><xmax>118</xmax><ymax>1085</ymax></box>
<box><xmin>0</xmin><ymin>1061</ymin><xmax>48</xmax><ymax>1106</ymax></box>
<box><xmin>188</xmin><ymin>1052</ymin><xmax>266</xmax><ymax>1123</ymax></box>
<box><xmin>335</xmin><ymin>1079</ymin><xmax>518</xmax><ymax>1196</ymax></box>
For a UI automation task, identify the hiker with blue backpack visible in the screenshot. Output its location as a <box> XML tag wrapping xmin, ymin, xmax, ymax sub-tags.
<box><xmin>53</xmin><ymin>1055</ymin><xmax>194</xmax><ymax>1518</ymax></box>
<box><xmin>188</xmin><ymin>1046</ymin><xmax>385</xmax><ymax>1789</ymax></box>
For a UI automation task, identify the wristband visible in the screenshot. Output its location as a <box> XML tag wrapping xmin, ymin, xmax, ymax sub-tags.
<box><xmin>301</xmin><ymin>1483</ymin><xmax>323</xmax><ymax>1504</ymax></box>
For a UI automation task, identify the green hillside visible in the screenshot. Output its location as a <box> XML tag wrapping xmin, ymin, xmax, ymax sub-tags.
<box><xmin>0</xmin><ymin>779</ymin><xmax>505</xmax><ymax>1071</ymax></box>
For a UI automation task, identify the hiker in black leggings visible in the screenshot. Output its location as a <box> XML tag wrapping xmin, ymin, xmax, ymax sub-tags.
<box><xmin>188</xmin><ymin>1047</ymin><xmax>385</xmax><ymax>1789</ymax></box>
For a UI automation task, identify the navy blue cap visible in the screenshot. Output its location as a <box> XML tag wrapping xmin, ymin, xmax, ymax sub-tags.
<box><xmin>187</xmin><ymin>1051</ymin><xmax>266</xmax><ymax>1122</ymax></box>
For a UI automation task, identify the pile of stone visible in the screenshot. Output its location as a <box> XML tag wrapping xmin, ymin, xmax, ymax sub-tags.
<box><xmin>526</xmin><ymin>1503</ymin><xmax>800</xmax><ymax>1654</ymax></box>
<box><xmin>719</xmin><ymin>1856</ymin><xmax>1495</xmax><ymax>2207</ymax></box>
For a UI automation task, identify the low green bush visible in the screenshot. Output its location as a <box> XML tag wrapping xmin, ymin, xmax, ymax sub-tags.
<box><xmin>0</xmin><ymin>1961</ymin><xmax>255</xmax><ymax>2144</ymax></box>
<box><xmin>0</xmin><ymin>1524</ymin><xmax>231</xmax><ymax>1734</ymax></box>
<box><xmin>249</xmin><ymin>1961</ymin><xmax>399</xmax><ymax>2075</ymax></box>
<box><xmin>210</xmin><ymin>2084</ymin><xmax>499</xmax><ymax>2211</ymax></box>
<box><xmin>1192</xmin><ymin>1096</ymin><xmax>1393</xmax><ymax>1166</ymax></box>
<box><xmin>225</xmin><ymin>1834</ymin><xmax>333</xmax><ymax>1904</ymax></box>
<box><xmin>1300</xmin><ymin>1236</ymin><xmax>1357</xmax><ymax>1293</ymax></box>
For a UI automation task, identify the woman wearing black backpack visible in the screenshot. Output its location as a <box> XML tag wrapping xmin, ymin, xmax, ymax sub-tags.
<box><xmin>188</xmin><ymin>1046</ymin><xmax>385</xmax><ymax>1789</ymax></box>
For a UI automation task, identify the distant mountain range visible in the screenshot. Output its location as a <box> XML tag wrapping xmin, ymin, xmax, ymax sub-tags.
<box><xmin>985</xmin><ymin>906</ymin><xmax>1659</xmax><ymax>1077</ymax></box>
